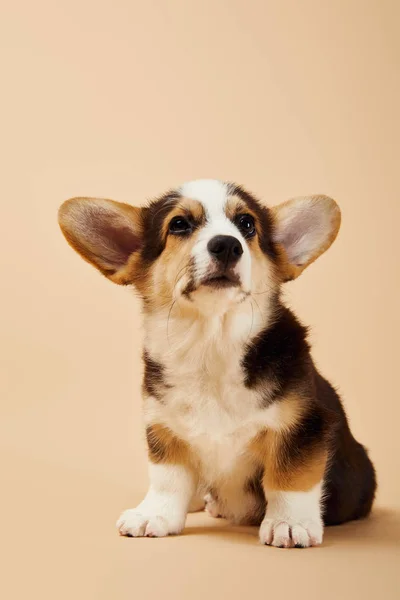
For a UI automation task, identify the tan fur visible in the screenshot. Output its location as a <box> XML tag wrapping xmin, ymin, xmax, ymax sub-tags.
<box><xmin>262</xmin><ymin>433</ymin><xmax>326</xmax><ymax>492</ymax></box>
<box><xmin>249</xmin><ymin>395</ymin><xmax>327</xmax><ymax>492</ymax></box>
<box><xmin>134</xmin><ymin>199</ymin><xmax>206</xmax><ymax>309</ymax></box>
<box><xmin>149</xmin><ymin>231</ymin><xmax>202</xmax><ymax>310</ymax></box>
<box><xmin>161</xmin><ymin>198</ymin><xmax>205</xmax><ymax>236</ymax></box>
<box><xmin>249</xmin><ymin>232</ymin><xmax>281</xmax><ymax>292</ymax></box>
<box><xmin>146</xmin><ymin>424</ymin><xmax>192</xmax><ymax>467</ymax></box>
<box><xmin>225</xmin><ymin>195</ymin><xmax>247</xmax><ymax>220</ymax></box>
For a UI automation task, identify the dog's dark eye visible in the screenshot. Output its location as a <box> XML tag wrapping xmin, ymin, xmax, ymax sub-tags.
<box><xmin>236</xmin><ymin>214</ymin><xmax>256</xmax><ymax>238</ymax></box>
<box><xmin>169</xmin><ymin>216</ymin><xmax>192</xmax><ymax>235</ymax></box>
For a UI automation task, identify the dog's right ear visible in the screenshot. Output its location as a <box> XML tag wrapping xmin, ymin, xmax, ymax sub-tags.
<box><xmin>58</xmin><ymin>197</ymin><xmax>143</xmax><ymax>284</ymax></box>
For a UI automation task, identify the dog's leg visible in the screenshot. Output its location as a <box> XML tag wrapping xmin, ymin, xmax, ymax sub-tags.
<box><xmin>117</xmin><ymin>462</ymin><xmax>195</xmax><ymax>537</ymax></box>
<box><xmin>256</xmin><ymin>430</ymin><xmax>327</xmax><ymax>548</ymax></box>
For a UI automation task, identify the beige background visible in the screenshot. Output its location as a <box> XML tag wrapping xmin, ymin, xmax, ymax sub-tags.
<box><xmin>1</xmin><ymin>1</ymin><xmax>399</xmax><ymax>599</ymax></box>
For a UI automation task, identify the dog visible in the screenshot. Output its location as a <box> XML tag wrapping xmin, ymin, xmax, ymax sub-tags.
<box><xmin>58</xmin><ymin>179</ymin><xmax>376</xmax><ymax>548</ymax></box>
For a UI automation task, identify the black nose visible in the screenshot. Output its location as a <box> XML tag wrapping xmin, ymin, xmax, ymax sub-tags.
<box><xmin>207</xmin><ymin>235</ymin><xmax>243</xmax><ymax>266</ymax></box>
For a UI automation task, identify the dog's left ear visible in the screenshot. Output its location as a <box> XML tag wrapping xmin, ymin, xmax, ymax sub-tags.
<box><xmin>271</xmin><ymin>195</ymin><xmax>341</xmax><ymax>280</ymax></box>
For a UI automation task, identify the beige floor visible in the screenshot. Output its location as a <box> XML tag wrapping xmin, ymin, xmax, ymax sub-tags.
<box><xmin>2</xmin><ymin>449</ymin><xmax>399</xmax><ymax>600</ymax></box>
<box><xmin>2</xmin><ymin>1</ymin><xmax>400</xmax><ymax>599</ymax></box>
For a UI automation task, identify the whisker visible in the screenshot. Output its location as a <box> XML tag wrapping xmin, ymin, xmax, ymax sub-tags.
<box><xmin>246</xmin><ymin>299</ymin><xmax>255</xmax><ymax>344</ymax></box>
<box><xmin>250</xmin><ymin>294</ymin><xmax>263</xmax><ymax>329</ymax></box>
<box><xmin>166</xmin><ymin>300</ymin><xmax>177</xmax><ymax>347</ymax></box>
<box><xmin>174</xmin><ymin>263</ymin><xmax>190</xmax><ymax>287</ymax></box>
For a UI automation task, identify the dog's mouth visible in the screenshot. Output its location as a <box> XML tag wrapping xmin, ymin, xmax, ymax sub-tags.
<box><xmin>181</xmin><ymin>269</ymin><xmax>242</xmax><ymax>299</ymax></box>
<box><xmin>201</xmin><ymin>271</ymin><xmax>240</xmax><ymax>289</ymax></box>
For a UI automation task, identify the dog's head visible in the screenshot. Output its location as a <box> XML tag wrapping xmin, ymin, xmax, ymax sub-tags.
<box><xmin>58</xmin><ymin>180</ymin><xmax>340</xmax><ymax>315</ymax></box>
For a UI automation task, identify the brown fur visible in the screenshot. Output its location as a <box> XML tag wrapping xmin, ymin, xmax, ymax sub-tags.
<box><xmin>225</xmin><ymin>195</ymin><xmax>247</xmax><ymax>220</ymax></box>
<box><xmin>253</xmin><ymin>430</ymin><xmax>327</xmax><ymax>492</ymax></box>
<box><xmin>134</xmin><ymin>200</ymin><xmax>205</xmax><ymax>309</ymax></box>
<box><xmin>162</xmin><ymin>198</ymin><xmax>205</xmax><ymax>234</ymax></box>
<box><xmin>248</xmin><ymin>394</ymin><xmax>327</xmax><ymax>492</ymax></box>
<box><xmin>146</xmin><ymin>424</ymin><xmax>192</xmax><ymax>466</ymax></box>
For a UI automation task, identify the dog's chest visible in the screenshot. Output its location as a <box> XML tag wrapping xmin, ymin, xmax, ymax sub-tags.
<box><xmin>158</xmin><ymin>362</ymin><xmax>276</xmax><ymax>481</ymax></box>
<box><xmin>144</xmin><ymin>311</ymin><xmax>277</xmax><ymax>481</ymax></box>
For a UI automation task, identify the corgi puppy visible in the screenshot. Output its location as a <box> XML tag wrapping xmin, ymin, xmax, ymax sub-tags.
<box><xmin>58</xmin><ymin>179</ymin><xmax>376</xmax><ymax>548</ymax></box>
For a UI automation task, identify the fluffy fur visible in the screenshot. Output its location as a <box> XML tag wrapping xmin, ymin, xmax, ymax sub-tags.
<box><xmin>59</xmin><ymin>179</ymin><xmax>376</xmax><ymax>548</ymax></box>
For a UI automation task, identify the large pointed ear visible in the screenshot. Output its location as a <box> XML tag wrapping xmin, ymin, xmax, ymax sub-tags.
<box><xmin>58</xmin><ymin>197</ymin><xmax>143</xmax><ymax>284</ymax></box>
<box><xmin>271</xmin><ymin>195</ymin><xmax>341</xmax><ymax>280</ymax></box>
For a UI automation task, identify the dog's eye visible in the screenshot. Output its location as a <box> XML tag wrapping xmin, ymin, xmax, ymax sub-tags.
<box><xmin>236</xmin><ymin>214</ymin><xmax>256</xmax><ymax>238</ymax></box>
<box><xmin>169</xmin><ymin>216</ymin><xmax>192</xmax><ymax>235</ymax></box>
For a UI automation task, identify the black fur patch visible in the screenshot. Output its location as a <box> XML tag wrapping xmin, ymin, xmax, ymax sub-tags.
<box><xmin>143</xmin><ymin>351</ymin><xmax>169</xmax><ymax>402</ymax></box>
<box><xmin>140</xmin><ymin>192</ymin><xmax>180</xmax><ymax>263</ymax></box>
<box><xmin>242</xmin><ymin>304</ymin><xmax>310</xmax><ymax>400</ymax></box>
<box><xmin>312</xmin><ymin>371</ymin><xmax>377</xmax><ymax>525</ymax></box>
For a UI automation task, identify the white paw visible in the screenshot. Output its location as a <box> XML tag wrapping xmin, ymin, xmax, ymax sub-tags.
<box><xmin>116</xmin><ymin>509</ymin><xmax>184</xmax><ymax>538</ymax></box>
<box><xmin>204</xmin><ymin>493</ymin><xmax>222</xmax><ymax>518</ymax></box>
<box><xmin>259</xmin><ymin>517</ymin><xmax>323</xmax><ymax>548</ymax></box>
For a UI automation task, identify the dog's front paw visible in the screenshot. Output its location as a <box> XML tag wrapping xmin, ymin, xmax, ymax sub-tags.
<box><xmin>259</xmin><ymin>517</ymin><xmax>323</xmax><ymax>548</ymax></box>
<box><xmin>116</xmin><ymin>508</ymin><xmax>184</xmax><ymax>538</ymax></box>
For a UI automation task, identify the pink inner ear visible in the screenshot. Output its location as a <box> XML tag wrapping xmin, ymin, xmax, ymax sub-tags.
<box><xmin>276</xmin><ymin>207</ymin><xmax>327</xmax><ymax>266</ymax></box>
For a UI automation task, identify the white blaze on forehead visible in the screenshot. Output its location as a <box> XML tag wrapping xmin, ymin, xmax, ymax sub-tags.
<box><xmin>179</xmin><ymin>179</ymin><xmax>228</xmax><ymax>218</ymax></box>
<box><xmin>179</xmin><ymin>179</ymin><xmax>252</xmax><ymax>295</ymax></box>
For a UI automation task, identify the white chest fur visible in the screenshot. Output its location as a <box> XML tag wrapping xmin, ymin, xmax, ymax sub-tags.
<box><xmin>148</xmin><ymin>379</ymin><xmax>279</xmax><ymax>482</ymax></box>
<box><xmin>143</xmin><ymin>304</ymin><xmax>285</xmax><ymax>484</ymax></box>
